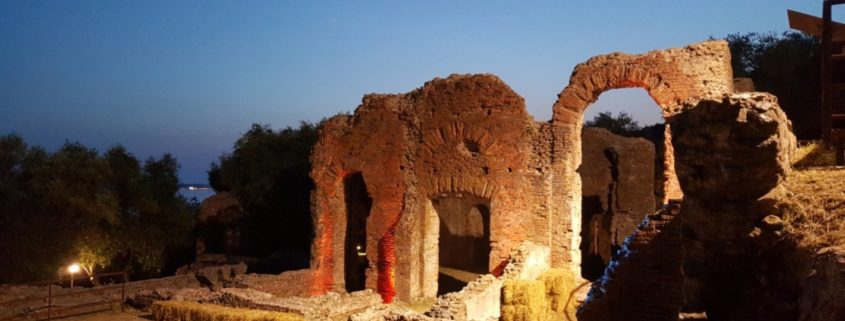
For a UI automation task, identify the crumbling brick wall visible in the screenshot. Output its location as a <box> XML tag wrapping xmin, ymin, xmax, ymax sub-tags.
<box><xmin>310</xmin><ymin>75</ymin><xmax>555</xmax><ymax>303</ymax></box>
<box><xmin>580</xmin><ymin>127</ymin><xmax>657</xmax><ymax>280</ymax></box>
<box><xmin>550</xmin><ymin>41</ymin><xmax>734</xmax><ymax>272</ymax></box>
<box><xmin>308</xmin><ymin>40</ymin><xmax>735</xmax><ymax>305</ymax></box>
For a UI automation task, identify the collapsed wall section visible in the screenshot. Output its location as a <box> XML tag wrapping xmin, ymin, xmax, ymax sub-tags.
<box><xmin>308</xmin><ymin>40</ymin><xmax>744</xmax><ymax>308</ymax></box>
<box><xmin>550</xmin><ymin>40</ymin><xmax>734</xmax><ymax>272</ymax></box>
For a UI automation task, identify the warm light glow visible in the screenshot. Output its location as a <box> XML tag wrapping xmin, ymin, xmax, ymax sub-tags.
<box><xmin>67</xmin><ymin>264</ymin><xmax>80</xmax><ymax>274</ymax></box>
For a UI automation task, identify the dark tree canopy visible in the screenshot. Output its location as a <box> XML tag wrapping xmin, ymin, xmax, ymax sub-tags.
<box><xmin>207</xmin><ymin>122</ymin><xmax>320</xmax><ymax>263</ymax></box>
<box><xmin>584</xmin><ymin>111</ymin><xmax>643</xmax><ymax>137</ymax></box>
<box><xmin>724</xmin><ymin>32</ymin><xmax>821</xmax><ymax>139</ymax></box>
<box><xmin>0</xmin><ymin>134</ymin><xmax>195</xmax><ymax>284</ymax></box>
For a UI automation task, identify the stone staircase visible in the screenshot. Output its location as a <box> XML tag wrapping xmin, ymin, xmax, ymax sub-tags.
<box><xmin>577</xmin><ymin>200</ymin><xmax>684</xmax><ymax>321</ymax></box>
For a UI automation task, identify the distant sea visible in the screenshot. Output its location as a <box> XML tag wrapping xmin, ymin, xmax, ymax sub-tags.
<box><xmin>178</xmin><ymin>184</ymin><xmax>215</xmax><ymax>203</ymax></box>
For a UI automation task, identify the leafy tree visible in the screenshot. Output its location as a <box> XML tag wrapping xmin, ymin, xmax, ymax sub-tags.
<box><xmin>724</xmin><ymin>32</ymin><xmax>821</xmax><ymax>139</ymax></box>
<box><xmin>584</xmin><ymin>111</ymin><xmax>642</xmax><ymax>137</ymax></box>
<box><xmin>0</xmin><ymin>134</ymin><xmax>195</xmax><ymax>284</ymax></box>
<box><xmin>208</xmin><ymin>122</ymin><xmax>320</xmax><ymax>264</ymax></box>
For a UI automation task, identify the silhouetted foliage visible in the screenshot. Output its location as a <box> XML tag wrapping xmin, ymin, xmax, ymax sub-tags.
<box><xmin>723</xmin><ymin>32</ymin><xmax>821</xmax><ymax>139</ymax></box>
<box><xmin>584</xmin><ymin>111</ymin><xmax>642</xmax><ymax>137</ymax></box>
<box><xmin>0</xmin><ymin>134</ymin><xmax>195</xmax><ymax>284</ymax></box>
<box><xmin>207</xmin><ymin>122</ymin><xmax>320</xmax><ymax>263</ymax></box>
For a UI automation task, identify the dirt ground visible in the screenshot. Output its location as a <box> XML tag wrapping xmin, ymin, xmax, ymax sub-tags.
<box><xmin>59</xmin><ymin>308</ymin><xmax>152</xmax><ymax>321</ymax></box>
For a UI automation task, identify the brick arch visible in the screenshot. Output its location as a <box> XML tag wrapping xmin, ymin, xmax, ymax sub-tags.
<box><xmin>553</xmin><ymin>40</ymin><xmax>734</xmax><ymax>122</ymax></box>
<box><xmin>554</xmin><ymin>58</ymin><xmax>676</xmax><ymax>121</ymax></box>
<box><xmin>548</xmin><ymin>40</ymin><xmax>734</xmax><ymax>272</ymax></box>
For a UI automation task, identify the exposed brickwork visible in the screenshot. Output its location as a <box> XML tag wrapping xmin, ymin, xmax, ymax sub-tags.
<box><xmin>310</xmin><ymin>74</ymin><xmax>554</xmax><ymax>303</ymax></box>
<box><xmin>426</xmin><ymin>275</ymin><xmax>503</xmax><ymax>321</ymax></box>
<box><xmin>239</xmin><ymin>269</ymin><xmax>312</xmax><ymax>298</ymax></box>
<box><xmin>577</xmin><ymin>201</ymin><xmax>684</xmax><ymax>321</ymax></box>
<box><xmin>308</xmin><ymin>41</ymin><xmax>735</xmax><ymax>305</ymax></box>
<box><xmin>550</xmin><ymin>41</ymin><xmax>733</xmax><ymax>274</ymax></box>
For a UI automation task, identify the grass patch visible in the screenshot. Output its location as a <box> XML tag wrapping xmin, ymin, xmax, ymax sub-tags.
<box><xmin>501</xmin><ymin>268</ymin><xmax>579</xmax><ymax>321</ymax></box>
<box><xmin>150</xmin><ymin>300</ymin><xmax>303</xmax><ymax>321</ymax></box>
<box><xmin>781</xmin><ymin>167</ymin><xmax>845</xmax><ymax>250</ymax></box>
<box><xmin>792</xmin><ymin>141</ymin><xmax>836</xmax><ymax>167</ymax></box>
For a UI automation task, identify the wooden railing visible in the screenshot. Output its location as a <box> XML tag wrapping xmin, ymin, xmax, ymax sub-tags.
<box><xmin>0</xmin><ymin>271</ymin><xmax>127</xmax><ymax>321</ymax></box>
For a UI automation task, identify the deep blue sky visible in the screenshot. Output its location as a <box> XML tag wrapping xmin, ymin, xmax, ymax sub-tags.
<box><xmin>0</xmin><ymin>1</ymin><xmax>833</xmax><ymax>183</ymax></box>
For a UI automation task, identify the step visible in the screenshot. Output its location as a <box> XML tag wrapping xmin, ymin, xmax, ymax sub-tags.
<box><xmin>832</xmin><ymin>53</ymin><xmax>845</xmax><ymax>61</ymax></box>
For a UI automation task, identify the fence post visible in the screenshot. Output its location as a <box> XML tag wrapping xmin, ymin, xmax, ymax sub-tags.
<box><xmin>121</xmin><ymin>272</ymin><xmax>126</xmax><ymax>312</ymax></box>
<box><xmin>47</xmin><ymin>283</ymin><xmax>52</xmax><ymax>321</ymax></box>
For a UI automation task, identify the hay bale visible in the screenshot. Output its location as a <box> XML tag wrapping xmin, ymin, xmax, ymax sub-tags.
<box><xmin>501</xmin><ymin>279</ymin><xmax>548</xmax><ymax>321</ymax></box>
<box><xmin>501</xmin><ymin>268</ymin><xmax>580</xmax><ymax>321</ymax></box>
<box><xmin>150</xmin><ymin>300</ymin><xmax>304</xmax><ymax>321</ymax></box>
<box><xmin>540</xmin><ymin>268</ymin><xmax>578</xmax><ymax>320</ymax></box>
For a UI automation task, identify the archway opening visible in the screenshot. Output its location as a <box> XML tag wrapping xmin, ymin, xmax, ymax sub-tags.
<box><xmin>579</xmin><ymin>88</ymin><xmax>666</xmax><ymax>281</ymax></box>
<box><xmin>433</xmin><ymin>193</ymin><xmax>491</xmax><ymax>295</ymax></box>
<box><xmin>344</xmin><ymin>172</ymin><xmax>372</xmax><ymax>292</ymax></box>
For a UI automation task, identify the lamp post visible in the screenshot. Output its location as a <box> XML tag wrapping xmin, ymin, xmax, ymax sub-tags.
<box><xmin>67</xmin><ymin>264</ymin><xmax>80</xmax><ymax>289</ymax></box>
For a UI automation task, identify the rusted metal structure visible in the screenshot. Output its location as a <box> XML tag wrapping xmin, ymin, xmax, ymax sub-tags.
<box><xmin>789</xmin><ymin>1</ymin><xmax>845</xmax><ymax>164</ymax></box>
<box><xmin>822</xmin><ymin>1</ymin><xmax>845</xmax><ymax>164</ymax></box>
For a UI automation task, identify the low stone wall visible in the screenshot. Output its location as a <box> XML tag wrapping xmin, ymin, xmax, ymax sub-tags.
<box><xmin>239</xmin><ymin>269</ymin><xmax>313</xmax><ymax>298</ymax></box>
<box><xmin>501</xmin><ymin>241</ymin><xmax>551</xmax><ymax>281</ymax></box>
<box><xmin>427</xmin><ymin>275</ymin><xmax>503</xmax><ymax>321</ymax></box>
<box><xmin>214</xmin><ymin>288</ymin><xmax>382</xmax><ymax>321</ymax></box>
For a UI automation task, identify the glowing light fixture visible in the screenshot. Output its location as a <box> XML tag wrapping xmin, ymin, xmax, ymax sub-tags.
<box><xmin>67</xmin><ymin>263</ymin><xmax>80</xmax><ymax>288</ymax></box>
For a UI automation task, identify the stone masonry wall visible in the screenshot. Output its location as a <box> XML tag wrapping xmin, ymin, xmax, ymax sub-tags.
<box><xmin>309</xmin><ymin>40</ymin><xmax>736</xmax><ymax>305</ymax></box>
<box><xmin>580</xmin><ymin>127</ymin><xmax>656</xmax><ymax>279</ymax></box>
<box><xmin>550</xmin><ymin>40</ymin><xmax>734</xmax><ymax>274</ymax></box>
<box><xmin>577</xmin><ymin>202</ymin><xmax>684</xmax><ymax>321</ymax></box>
<box><xmin>310</xmin><ymin>74</ymin><xmax>554</xmax><ymax>303</ymax></box>
<box><xmin>671</xmin><ymin>93</ymin><xmax>796</xmax><ymax>320</ymax></box>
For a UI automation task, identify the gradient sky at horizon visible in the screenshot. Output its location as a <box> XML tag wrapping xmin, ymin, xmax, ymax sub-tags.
<box><xmin>0</xmin><ymin>0</ymin><xmax>834</xmax><ymax>183</ymax></box>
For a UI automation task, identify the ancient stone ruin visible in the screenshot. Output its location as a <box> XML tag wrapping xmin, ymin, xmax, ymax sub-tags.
<box><xmin>306</xmin><ymin>40</ymin><xmax>790</xmax><ymax>318</ymax></box>
<box><xmin>12</xmin><ymin>40</ymin><xmax>806</xmax><ymax>321</ymax></box>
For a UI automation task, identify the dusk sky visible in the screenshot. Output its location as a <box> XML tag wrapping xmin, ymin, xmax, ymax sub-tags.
<box><xmin>0</xmin><ymin>0</ymin><xmax>835</xmax><ymax>183</ymax></box>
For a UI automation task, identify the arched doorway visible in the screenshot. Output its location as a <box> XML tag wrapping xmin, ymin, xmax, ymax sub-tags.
<box><xmin>432</xmin><ymin>193</ymin><xmax>491</xmax><ymax>295</ymax></box>
<box><xmin>344</xmin><ymin>172</ymin><xmax>372</xmax><ymax>292</ymax></box>
<box><xmin>579</xmin><ymin>89</ymin><xmax>664</xmax><ymax>281</ymax></box>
